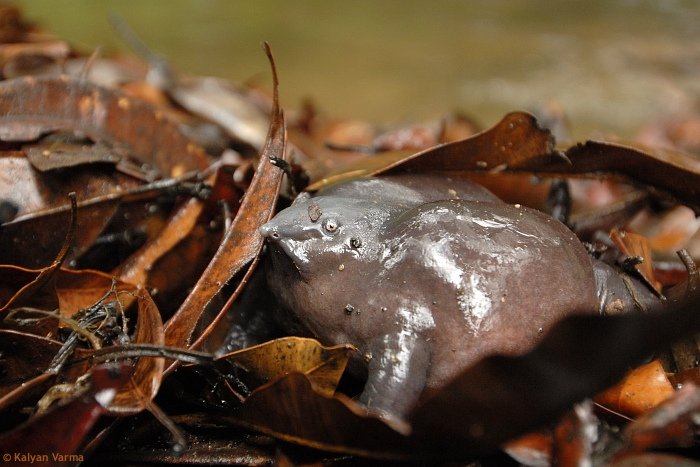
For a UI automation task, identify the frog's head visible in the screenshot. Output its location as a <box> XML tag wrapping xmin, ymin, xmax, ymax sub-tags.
<box><xmin>260</xmin><ymin>193</ymin><xmax>388</xmax><ymax>276</ymax></box>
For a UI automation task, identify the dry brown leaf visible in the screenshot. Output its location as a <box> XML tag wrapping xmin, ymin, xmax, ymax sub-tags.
<box><xmin>115</xmin><ymin>166</ymin><xmax>231</xmax><ymax>311</ymax></box>
<box><xmin>373</xmin><ymin>111</ymin><xmax>555</xmax><ymax>176</ymax></box>
<box><xmin>305</xmin><ymin>111</ymin><xmax>554</xmax><ymax>192</ymax></box>
<box><xmin>106</xmin><ymin>288</ymin><xmax>164</xmax><ymax>415</ymax></box>
<box><xmin>610</xmin><ymin>228</ymin><xmax>663</xmax><ymax>294</ymax></box>
<box><xmin>55</xmin><ymin>268</ymin><xmax>137</xmax><ymax>317</ymax></box>
<box><xmin>0</xmin><ymin>330</ymin><xmax>62</xmax><ymax>401</ymax></box>
<box><xmin>0</xmin><ymin>364</ymin><xmax>131</xmax><ymax>464</ymax></box>
<box><xmin>517</xmin><ymin>140</ymin><xmax>700</xmax><ymax>214</ymax></box>
<box><xmin>25</xmin><ymin>141</ymin><xmax>122</xmax><ymax>171</ymax></box>
<box><xmin>0</xmin><ymin>194</ymin><xmax>75</xmax><ymax>314</ymax></box>
<box><xmin>230</xmin><ymin>373</ymin><xmax>414</xmax><ymax>459</ymax></box>
<box><xmin>0</xmin><ymin>76</ymin><xmax>209</xmax><ymax>176</ymax></box>
<box><xmin>218</xmin><ymin>337</ymin><xmax>357</xmax><ymax>397</ymax></box>
<box><xmin>616</xmin><ymin>383</ymin><xmax>700</xmax><ymax>458</ymax></box>
<box><xmin>0</xmin><ymin>153</ymin><xmax>143</xmax><ymax>268</ymax></box>
<box><xmin>163</xmin><ymin>43</ymin><xmax>286</xmax><ymax>354</ymax></box>
<box><xmin>595</xmin><ymin>360</ymin><xmax>675</xmax><ymax>418</ymax></box>
<box><xmin>116</xmin><ymin>197</ymin><xmax>204</xmax><ymax>287</ymax></box>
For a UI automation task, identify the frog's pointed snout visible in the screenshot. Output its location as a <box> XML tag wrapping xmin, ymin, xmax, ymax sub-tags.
<box><xmin>259</xmin><ymin>222</ymin><xmax>280</xmax><ymax>240</ymax></box>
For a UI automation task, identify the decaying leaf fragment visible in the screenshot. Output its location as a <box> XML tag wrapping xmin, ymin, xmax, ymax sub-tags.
<box><xmin>0</xmin><ymin>166</ymin><xmax>217</xmax><ymax>270</ymax></box>
<box><xmin>374</xmin><ymin>111</ymin><xmax>556</xmax><ymax>175</ymax></box>
<box><xmin>0</xmin><ymin>193</ymin><xmax>76</xmax><ymax>314</ymax></box>
<box><xmin>616</xmin><ymin>383</ymin><xmax>700</xmax><ymax>457</ymax></box>
<box><xmin>115</xmin><ymin>194</ymin><xmax>208</xmax><ymax>295</ymax></box>
<box><xmin>53</xmin><ymin>268</ymin><xmax>132</xmax><ymax>315</ymax></box>
<box><xmin>610</xmin><ymin>228</ymin><xmax>664</xmax><ymax>295</ymax></box>
<box><xmin>230</xmin><ymin>373</ymin><xmax>415</xmax><ymax>459</ymax></box>
<box><xmin>0</xmin><ymin>364</ymin><xmax>131</xmax><ymax>464</ymax></box>
<box><xmin>25</xmin><ymin>141</ymin><xmax>122</xmax><ymax>172</ymax></box>
<box><xmin>0</xmin><ymin>72</ymin><xmax>216</xmax><ymax>268</ymax></box>
<box><xmin>106</xmin><ymin>288</ymin><xmax>164</xmax><ymax>415</ymax></box>
<box><xmin>595</xmin><ymin>359</ymin><xmax>675</xmax><ymax>418</ymax></box>
<box><xmin>0</xmin><ymin>330</ymin><xmax>65</xmax><ymax>409</ymax></box>
<box><xmin>217</xmin><ymin>337</ymin><xmax>357</xmax><ymax>397</ymax></box>
<box><xmin>0</xmin><ymin>268</ymin><xmax>164</xmax><ymax>419</ymax></box>
<box><xmin>0</xmin><ymin>76</ymin><xmax>210</xmax><ymax>175</ymax></box>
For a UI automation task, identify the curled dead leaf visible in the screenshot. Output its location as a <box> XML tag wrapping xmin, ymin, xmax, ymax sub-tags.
<box><xmin>163</xmin><ymin>42</ymin><xmax>286</xmax><ymax>354</ymax></box>
<box><xmin>54</xmin><ymin>268</ymin><xmax>137</xmax><ymax>317</ymax></box>
<box><xmin>617</xmin><ymin>383</ymin><xmax>700</xmax><ymax>457</ymax></box>
<box><xmin>217</xmin><ymin>337</ymin><xmax>357</xmax><ymax>397</ymax></box>
<box><xmin>610</xmin><ymin>228</ymin><xmax>664</xmax><ymax>295</ymax></box>
<box><xmin>306</xmin><ymin>111</ymin><xmax>555</xmax><ymax>191</ymax></box>
<box><xmin>595</xmin><ymin>359</ymin><xmax>675</xmax><ymax>418</ymax></box>
<box><xmin>516</xmin><ymin>140</ymin><xmax>700</xmax><ymax>214</ymax></box>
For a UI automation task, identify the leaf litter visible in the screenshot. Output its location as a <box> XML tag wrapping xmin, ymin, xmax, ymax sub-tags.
<box><xmin>0</xmin><ymin>6</ymin><xmax>697</xmax><ymax>466</ymax></box>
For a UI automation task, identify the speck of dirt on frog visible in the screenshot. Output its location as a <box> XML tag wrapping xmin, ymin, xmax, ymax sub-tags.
<box><xmin>308</xmin><ymin>203</ymin><xmax>322</xmax><ymax>222</ymax></box>
<box><xmin>344</xmin><ymin>304</ymin><xmax>355</xmax><ymax>315</ymax></box>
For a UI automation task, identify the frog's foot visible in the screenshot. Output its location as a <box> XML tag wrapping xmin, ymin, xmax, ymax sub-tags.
<box><xmin>593</xmin><ymin>259</ymin><xmax>663</xmax><ymax>315</ymax></box>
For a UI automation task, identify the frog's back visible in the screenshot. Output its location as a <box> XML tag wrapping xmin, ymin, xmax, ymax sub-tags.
<box><xmin>318</xmin><ymin>173</ymin><xmax>500</xmax><ymax>208</ymax></box>
<box><xmin>378</xmin><ymin>199</ymin><xmax>599</xmax><ymax>389</ymax></box>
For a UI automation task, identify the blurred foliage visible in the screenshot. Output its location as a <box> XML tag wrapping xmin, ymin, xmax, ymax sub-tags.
<box><xmin>12</xmin><ymin>0</ymin><xmax>700</xmax><ymax>136</ymax></box>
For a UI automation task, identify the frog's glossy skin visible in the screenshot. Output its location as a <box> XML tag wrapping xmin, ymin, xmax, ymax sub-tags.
<box><xmin>260</xmin><ymin>174</ymin><xmax>649</xmax><ymax>418</ymax></box>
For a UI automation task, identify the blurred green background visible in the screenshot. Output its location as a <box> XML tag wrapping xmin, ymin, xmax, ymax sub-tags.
<box><xmin>13</xmin><ymin>0</ymin><xmax>700</xmax><ymax>138</ymax></box>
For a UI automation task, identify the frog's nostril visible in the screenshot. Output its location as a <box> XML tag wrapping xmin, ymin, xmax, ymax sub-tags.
<box><xmin>259</xmin><ymin>223</ymin><xmax>276</xmax><ymax>238</ymax></box>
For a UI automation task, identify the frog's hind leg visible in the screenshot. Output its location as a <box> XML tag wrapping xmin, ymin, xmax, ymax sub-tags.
<box><xmin>358</xmin><ymin>333</ymin><xmax>431</xmax><ymax>419</ymax></box>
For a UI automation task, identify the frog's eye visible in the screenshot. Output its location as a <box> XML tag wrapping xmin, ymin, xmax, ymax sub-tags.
<box><xmin>323</xmin><ymin>218</ymin><xmax>339</xmax><ymax>234</ymax></box>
